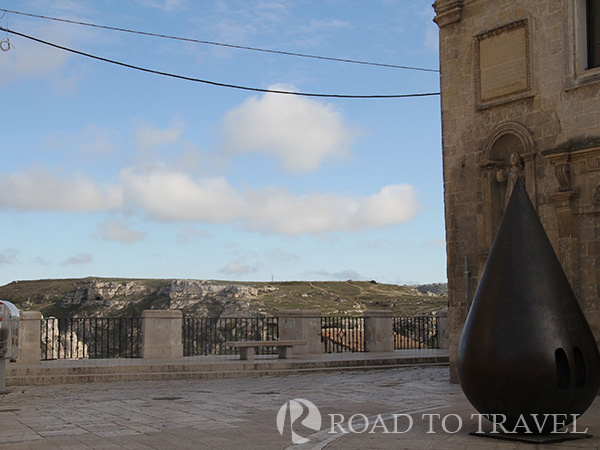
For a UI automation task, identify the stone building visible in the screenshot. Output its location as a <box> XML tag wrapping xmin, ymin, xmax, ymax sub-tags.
<box><xmin>433</xmin><ymin>0</ymin><xmax>600</xmax><ymax>381</ymax></box>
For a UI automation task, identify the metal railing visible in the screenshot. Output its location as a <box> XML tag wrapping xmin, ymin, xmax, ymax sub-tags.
<box><xmin>393</xmin><ymin>315</ymin><xmax>438</xmax><ymax>349</ymax></box>
<box><xmin>42</xmin><ymin>317</ymin><xmax>142</xmax><ymax>360</ymax></box>
<box><xmin>38</xmin><ymin>313</ymin><xmax>439</xmax><ymax>360</ymax></box>
<box><xmin>182</xmin><ymin>316</ymin><xmax>279</xmax><ymax>356</ymax></box>
<box><xmin>321</xmin><ymin>316</ymin><xmax>365</xmax><ymax>353</ymax></box>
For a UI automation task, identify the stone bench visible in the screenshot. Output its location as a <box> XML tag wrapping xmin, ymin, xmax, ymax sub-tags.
<box><xmin>225</xmin><ymin>340</ymin><xmax>307</xmax><ymax>361</ymax></box>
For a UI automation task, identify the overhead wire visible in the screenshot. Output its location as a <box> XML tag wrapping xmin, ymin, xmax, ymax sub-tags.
<box><xmin>0</xmin><ymin>10</ymin><xmax>12</xmax><ymax>51</ymax></box>
<box><xmin>1</xmin><ymin>8</ymin><xmax>440</xmax><ymax>73</ymax></box>
<box><xmin>0</xmin><ymin>26</ymin><xmax>440</xmax><ymax>99</ymax></box>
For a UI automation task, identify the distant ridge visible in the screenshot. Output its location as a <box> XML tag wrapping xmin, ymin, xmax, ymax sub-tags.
<box><xmin>0</xmin><ymin>277</ymin><xmax>448</xmax><ymax>319</ymax></box>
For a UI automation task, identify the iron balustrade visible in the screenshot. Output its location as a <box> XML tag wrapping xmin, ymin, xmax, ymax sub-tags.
<box><xmin>393</xmin><ymin>315</ymin><xmax>438</xmax><ymax>349</ymax></box>
<box><xmin>321</xmin><ymin>316</ymin><xmax>365</xmax><ymax>353</ymax></box>
<box><xmin>182</xmin><ymin>316</ymin><xmax>279</xmax><ymax>356</ymax></box>
<box><xmin>38</xmin><ymin>314</ymin><xmax>439</xmax><ymax>359</ymax></box>
<box><xmin>42</xmin><ymin>317</ymin><xmax>142</xmax><ymax>360</ymax></box>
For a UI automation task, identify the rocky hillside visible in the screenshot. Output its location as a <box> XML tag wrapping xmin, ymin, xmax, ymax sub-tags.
<box><xmin>0</xmin><ymin>277</ymin><xmax>448</xmax><ymax>318</ymax></box>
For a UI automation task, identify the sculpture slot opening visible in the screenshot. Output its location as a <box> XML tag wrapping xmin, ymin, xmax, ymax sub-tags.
<box><xmin>555</xmin><ymin>348</ymin><xmax>570</xmax><ymax>389</ymax></box>
<box><xmin>574</xmin><ymin>346</ymin><xmax>587</xmax><ymax>389</ymax></box>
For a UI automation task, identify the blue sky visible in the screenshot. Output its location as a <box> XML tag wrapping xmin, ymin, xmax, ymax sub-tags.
<box><xmin>0</xmin><ymin>0</ymin><xmax>445</xmax><ymax>286</ymax></box>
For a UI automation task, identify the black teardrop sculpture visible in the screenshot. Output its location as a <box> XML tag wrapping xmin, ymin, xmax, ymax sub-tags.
<box><xmin>458</xmin><ymin>177</ymin><xmax>600</xmax><ymax>433</ymax></box>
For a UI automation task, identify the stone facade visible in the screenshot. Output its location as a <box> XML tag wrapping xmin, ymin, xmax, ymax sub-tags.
<box><xmin>434</xmin><ymin>0</ymin><xmax>600</xmax><ymax>381</ymax></box>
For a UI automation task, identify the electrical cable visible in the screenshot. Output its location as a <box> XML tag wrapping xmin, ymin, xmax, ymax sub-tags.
<box><xmin>0</xmin><ymin>10</ymin><xmax>11</xmax><ymax>51</ymax></box>
<box><xmin>0</xmin><ymin>8</ymin><xmax>439</xmax><ymax>73</ymax></box>
<box><xmin>0</xmin><ymin>26</ymin><xmax>440</xmax><ymax>99</ymax></box>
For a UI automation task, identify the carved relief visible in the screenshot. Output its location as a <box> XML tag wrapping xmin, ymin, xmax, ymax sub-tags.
<box><xmin>555</xmin><ymin>163</ymin><xmax>572</xmax><ymax>191</ymax></box>
<box><xmin>496</xmin><ymin>152</ymin><xmax>525</xmax><ymax>207</ymax></box>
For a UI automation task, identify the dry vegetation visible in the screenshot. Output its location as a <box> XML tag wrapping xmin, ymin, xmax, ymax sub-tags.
<box><xmin>0</xmin><ymin>277</ymin><xmax>447</xmax><ymax>318</ymax></box>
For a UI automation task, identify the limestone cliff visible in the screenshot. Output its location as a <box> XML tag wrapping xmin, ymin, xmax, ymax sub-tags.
<box><xmin>0</xmin><ymin>278</ymin><xmax>448</xmax><ymax>318</ymax></box>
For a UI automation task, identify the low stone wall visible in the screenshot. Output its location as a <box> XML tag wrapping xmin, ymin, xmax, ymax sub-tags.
<box><xmin>14</xmin><ymin>309</ymin><xmax>449</xmax><ymax>363</ymax></box>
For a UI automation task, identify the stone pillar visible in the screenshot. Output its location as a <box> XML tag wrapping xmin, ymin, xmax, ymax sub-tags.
<box><xmin>141</xmin><ymin>310</ymin><xmax>183</xmax><ymax>359</ymax></box>
<box><xmin>18</xmin><ymin>311</ymin><xmax>42</xmax><ymax>364</ymax></box>
<box><xmin>436</xmin><ymin>309</ymin><xmax>450</xmax><ymax>349</ymax></box>
<box><xmin>550</xmin><ymin>190</ymin><xmax>580</xmax><ymax>296</ymax></box>
<box><xmin>363</xmin><ymin>310</ymin><xmax>394</xmax><ymax>352</ymax></box>
<box><xmin>521</xmin><ymin>152</ymin><xmax>537</xmax><ymax>207</ymax></box>
<box><xmin>278</xmin><ymin>310</ymin><xmax>321</xmax><ymax>355</ymax></box>
<box><xmin>478</xmin><ymin>160</ymin><xmax>505</xmax><ymax>256</ymax></box>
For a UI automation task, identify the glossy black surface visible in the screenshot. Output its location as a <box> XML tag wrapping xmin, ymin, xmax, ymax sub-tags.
<box><xmin>458</xmin><ymin>178</ymin><xmax>600</xmax><ymax>433</ymax></box>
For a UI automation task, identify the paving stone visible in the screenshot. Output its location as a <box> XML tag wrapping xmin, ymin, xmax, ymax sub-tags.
<box><xmin>1</xmin><ymin>365</ymin><xmax>599</xmax><ymax>449</ymax></box>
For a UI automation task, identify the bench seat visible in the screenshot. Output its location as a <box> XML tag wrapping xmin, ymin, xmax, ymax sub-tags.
<box><xmin>225</xmin><ymin>340</ymin><xmax>307</xmax><ymax>361</ymax></box>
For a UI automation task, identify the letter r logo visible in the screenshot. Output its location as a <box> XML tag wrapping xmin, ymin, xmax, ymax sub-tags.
<box><xmin>277</xmin><ymin>398</ymin><xmax>322</xmax><ymax>444</ymax></box>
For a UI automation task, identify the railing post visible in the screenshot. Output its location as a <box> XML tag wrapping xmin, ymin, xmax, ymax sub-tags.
<box><xmin>278</xmin><ymin>310</ymin><xmax>322</xmax><ymax>355</ymax></box>
<box><xmin>436</xmin><ymin>309</ymin><xmax>449</xmax><ymax>349</ymax></box>
<box><xmin>364</xmin><ymin>310</ymin><xmax>394</xmax><ymax>352</ymax></box>
<box><xmin>18</xmin><ymin>311</ymin><xmax>43</xmax><ymax>364</ymax></box>
<box><xmin>141</xmin><ymin>310</ymin><xmax>183</xmax><ymax>359</ymax></box>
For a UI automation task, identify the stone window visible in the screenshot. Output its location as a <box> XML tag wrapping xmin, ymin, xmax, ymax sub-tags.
<box><xmin>588</xmin><ymin>0</ymin><xmax>600</xmax><ymax>69</ymax></box>
<box><xmin>564</xmin><ymin>0</ymin><xmax>600</xmax><ymax>88</ymax></box>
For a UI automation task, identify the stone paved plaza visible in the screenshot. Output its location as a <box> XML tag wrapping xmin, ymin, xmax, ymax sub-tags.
<box><xmin>1</xmin><ymin>366</ymin><xmax>600</xmax><ymax>449</ymax></box>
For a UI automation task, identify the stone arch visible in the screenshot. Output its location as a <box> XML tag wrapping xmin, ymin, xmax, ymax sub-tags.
<box><xmin>478</xmin><ymin>121</ymin><xmax>537</xmax><ymax>267</ymax></box>
<box><xmin>482</xmin><ymin>121</ymin><xmax>535</xmax><ymax>161</ymax></box>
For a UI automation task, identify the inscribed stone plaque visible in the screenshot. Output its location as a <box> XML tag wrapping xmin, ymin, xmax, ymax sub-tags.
<box><xmin>475</xmin><ymin>20</ymin><xmax>531</xmax><ymax>107</ymax></box>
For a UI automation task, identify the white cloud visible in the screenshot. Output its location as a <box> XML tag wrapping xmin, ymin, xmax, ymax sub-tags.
<box><xmin>134</xmin><ymin>0</ymin><xmax>189</xmax><ymax>11</ymax></box>
<box><xmin>0</xmin><ymin>168</ymin><xmax>122</xmax><ymax>212</ymax></box>
<box><xmin>313</xmin><ymin>269</ymin><xmax>364</xmax><ymax>281</ymax></box>
<box><xmin>176</xmin><ymin>226</ymin><xmax>213</xmax><ymax>244</ymax></box>
<box><xmin>94</xmin><ymin>219</ymin><xmax>146</xmax><ymax>243</ymax></box>
<box><xmin>135</xmin><ymin>120</ymin><xmax>185</xmax><ymax>150</ymax></box>
<box><xmin>0</xmin><ymin>167</ymin><xmax>421</xmax><ymax>236</ymax></box>
<box><xmin>63</xmin><ymin>253</ymin><xmax>93</xmax><ymax>265</ymax></box>
<box><xmin>0</xmin><ymin>249</ymin><xmax>18</xmax><ymax>266</ymax></box>
<box><xmin>266</xmin><ymin>248</ymin><xmax>300</xmax><ymax>264</ymax></box>
<box><xmin>34</xmin><ymin>256</ymin><xmax>51</xmax><ymax>266</ymax></box>
<box><xmin>32</xmin><ymin>1</ymin><xmax>94</xmax><ymax>15</ymax></box>
<box><xmin>295</xmin><ymin>19</ymin><xmax>353</xmax><ymax>48</ymax></box>
<box><xmin>221</xmin><ymin>85</ymin><xmax>356</xmax><ymax>172</ymax></box>
<box><xmin>424</xmin><ymin>22</ymin><xmax>439</xmax><ymax>53</ymax></box>
<box><xmin>421</xmin><ymin>239</ymin><xmax>446</xmax><ymax>248</ymax></box>
<box><xmin>76</xmin><ymin>126</ymin><xmax>120</xmax><ymax>155</ymax></box>
<box><xmin>0</xmin><ymin>18</ymin><xmax>94</xmax><ymax>87</ymax></box>
<box><xmin>0</xmin><ymin>30</ymin><xmax>70</xmax><ymax>84</ymax></box>
<box><xmin>412</xmin><ymin>4</ymin><xmax>440</xmax><ymax>54</ymax></box>
<box><xmin>359</xmin><ymin>237</ymin><xmax>397</xmax><ymax>250</ymax></box>
<box><xmin>47</xmin><ymin>125</ymin><xmax>120</xmax><ymax>156</ymax></box>
<box><xmin>203</xmin><ymin>1</ymin><xmax>291</xmax><ymax>46</ymax></box>
<box><xmin>119</xmin><ymin>169</ymin><xmax>244</xmax><ymax>222</ymax></box>
<box><xmin>219</xmin><ymin>261</ymin><xmax>258</xmax><ymax>275</ymax></box>
<box><xmin>353</xmin><ymin>184</ymin><xmax>422</xmax><ymax>229</ymax></box>
<box><xmin>119</xmin><ymin>169</ymin><xmax>420</xmax><ymax>234</ymax></box>
<box><xmin>241</xmin><ymin>184</ymin><xmax>421</xmax><ymax>235</ymax></box>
